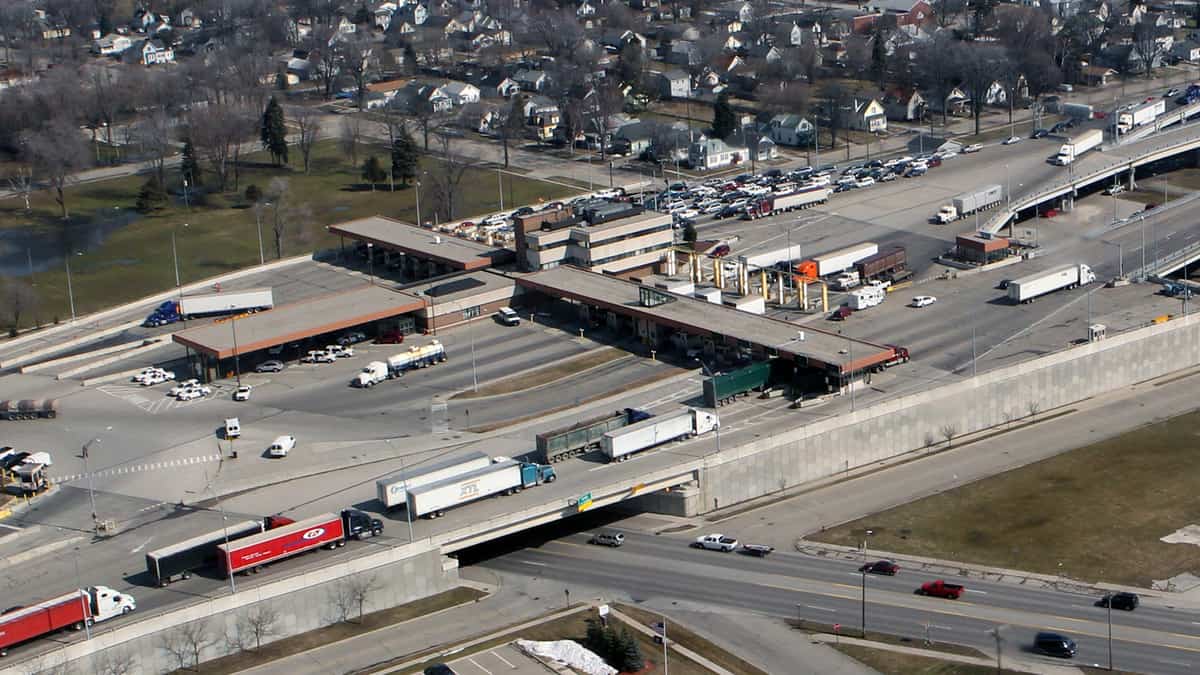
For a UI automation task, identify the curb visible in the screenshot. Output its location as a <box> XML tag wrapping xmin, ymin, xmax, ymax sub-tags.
<box><xmin>443</xmin><ymin>346</ymin><xmax>626</xmax><ymax>402</ymax></box>
<box><xmin>56</xmin><ymin>339</ymin><xmax>169</xmax><ymax>380</ymax></box>
<box><xmin>80</xmin><ymin>365</ymin><xmax>154</xmax><ymax>387</ymax></box>
<box><xmin>1</xmin><ymin>319</ymin><xmax>144</xmax><ymax>370</ymax></box>
<box><xmin>0</xmin><ymin>534</ymin><xmax>86</xmax><ymax>567</ymax></box>
<box><xmin>20</xmin><ymin>334</ymin><xmax>152</xmax><ymax>373</ymax></box>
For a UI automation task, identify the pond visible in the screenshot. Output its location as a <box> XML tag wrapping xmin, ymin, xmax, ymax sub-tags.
<box><xmin>0</xmin><ymin>210</ymin><xmax>142</xmax><ymax>277</ymax></box>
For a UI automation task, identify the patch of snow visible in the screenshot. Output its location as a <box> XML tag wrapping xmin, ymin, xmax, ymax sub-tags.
<box><xmin>516</xmin><ymin>639</ymin><xmax>617</xmax><ymax>675</ymax></box>
<box><xmin>1161</xmin><ymin>524</ymin><xmax>1200</xmax><ymax>546</ymax></box>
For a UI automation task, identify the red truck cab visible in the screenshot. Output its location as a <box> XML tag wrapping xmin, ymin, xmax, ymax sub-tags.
<box><xmin>919</xmin><ymin>580</ymin><xmax>965</xmax><ymax>599</ymax></box>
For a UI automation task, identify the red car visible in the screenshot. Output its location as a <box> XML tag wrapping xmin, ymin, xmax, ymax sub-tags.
<box><xmin>918</xmin><ymin>580</ymin><xmax>964</xmax><ymax>599</ymax></box>
<box><xmin>860</xmin><ymin>560</ymin><xmax>900</xmax><ymax>575</ymax></box>
<box><xmin>710</xmin><ymin>244</ymin><xmax>731</xmax><ymax>258</ymax></box>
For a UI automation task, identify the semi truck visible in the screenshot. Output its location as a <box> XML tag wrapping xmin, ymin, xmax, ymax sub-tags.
<box><xmin>1007</xmin><ymin>263</ymin><xmax>1096</xmax><ymax>303</ymax></box>
<box><xmin>0</xmin><ymin>399</ymin><xmax>58</xmax><ymax>421</ymax></box>
<box><xmin>144</xmin><ymin>516</ymin><xmax>295</xmax><ymax>586</ymax></box>
<box><xmin>216</xmin><ymin>510</ymin><xmax>383</xmax><ymax>576</ymax></box>
<box><xmin>737</xmin><ymin>245</ymin><xmax>806</xmax><ymax>271</ymax></box>
<box><xmin>794</xmin><ymin>242</ymin><xmax>879</xmax><ymax>280</ymax></box>
<box><xmin>353</xmin><ymin>361</ymin><xmax>389</xmax><ymax>388</ymax></box>
<box><xmin>1052</xmin><ymin>129</ymin><xmax>1102</xmax><ymax>166</ymax></box>
<box><xmin>535</xmin><ymin>409</ymin><xmax>652</xmax><ymax>464</ymax></box>
<box><xmin>375</xmin><ymin>451</ymin><xmax>492</xmax><ymax>509</ymax></box>
<box><xmin>741</xmin><ymin>186</ymin><xmax>831</xmax><ymax>219</ymax></box>
<box><xmin>855</xmin><ymin>246</ymin><xmax>908</xmax><ymax>282</ymax></box>
<box><xmin>601</xmin><ymin>408</ymin><xmax>719</xmax><ymax>462</ymax></box>
<box><xmin>387</xmin><ymin>341</ymin><xmax>447</xmax><ymax>373</ymax></box>
<box><xmin>143</xmin><ymin>288</ymin><xmax>275</xmax><ymax>326</ymax></box>
<box><xmin>1116</xmin><ymin>99</ymin><xmax>1165</xmax><ymax>133</ymax></box>
<box><xmin>703</xmin><ymin>361</ymin><xmax>772</xmax><ymax>407</ymax></box>
<box><xmin>0</xmin><ymin>587</ymin><xmax>136</xmax><ymax>656</ymax></box>
<box><xmin>406</xmin><ymin>460</ymin><xmax>557</xmax><ymax>518</ymax></box>
<box><xmin>934</xmin><ymin>185</ymin><xmax>1003</xmax><ymax>223</ymax></box>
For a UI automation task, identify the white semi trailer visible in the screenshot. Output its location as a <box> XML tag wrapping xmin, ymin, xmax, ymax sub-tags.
<box><xmin>406</xmin><ymin>459</ymin><xmax>557</xmax><ymax>518</ymax></box>
<box><xmin>375</xmin><ymin>451</ymin><xmax>492</xmax><ymax>509</ymax></box>
<box><xmin>601</xmin><ymin>408</ymin><xmax>719</xmax><ymax>462</ymax></box>
<box><xmin>1007</xmin><ymin>263</ymin><xmax>1096</xmax><ymax>303</ymax></box>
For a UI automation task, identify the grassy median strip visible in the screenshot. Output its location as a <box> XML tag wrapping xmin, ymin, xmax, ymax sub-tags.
<box><xmin>451</xmin><ymin>347</ymin><xmax>625</xmax><ymax>400</ymax></box>
<box><xmin>832</xmin><ymin>644</ymin><xmax>1018</xmax><ymax>675</ymax></box>
<box><xmin>173</xmin><ymin>587</ymin><xmax>486</xmax><ymax>675</ymax></box>
<box><xmin>812</xmin><ymin>410</ymin><xmax>1200</xmax><ymax>587</ymax></box>
<box><xmin>616</xmin><ymin>603</ymin><xmax>770</xmax><ymax>675</ymax></box>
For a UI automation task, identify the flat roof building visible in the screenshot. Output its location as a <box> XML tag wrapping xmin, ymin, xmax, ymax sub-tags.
<box><xmin>401</xmin><ymin>270</ymin><xmax>518</xmax><ymax>332</ymax></box>
<box><xmin>329</xmin><ymin>216</ymin><xmax>513</xmax><ymax>277</ymax></box>
<box><xmin>522</xmin><ymin>210</ymin><xmax>673</xmax><ymax>276</ymax></box>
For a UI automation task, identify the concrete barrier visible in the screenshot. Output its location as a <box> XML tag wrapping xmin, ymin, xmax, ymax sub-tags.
<box><xmin>56</xmin><ymin>339</ymin><xmax>169</xmax><ymax>380</ymax></box>
<box><xmin>1</xmin><ymin>319</ymin><xmax>144</xmax><ymax>370</ymax></box>
<box><xmin>20</xmin><ymin>335</ymin><xmax>151</xmax><ymax>373</ymax></box>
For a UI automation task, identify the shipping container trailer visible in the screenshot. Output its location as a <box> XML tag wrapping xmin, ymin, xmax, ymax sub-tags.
<box><xmin>375</xmin><ymin>451</ymin><xmax>492</xmax><ymax>509</ymax></box>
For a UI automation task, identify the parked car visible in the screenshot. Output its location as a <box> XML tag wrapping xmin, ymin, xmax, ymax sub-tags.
<box><xmin>589</xmin><ymin>531</ymin><xmax>625</xmax><ymax>547</ymax></box>
<box><xmin>829</xmin><ymin>306</ymin><xmax>853</xmax><ymax>321</ymax></box>
<box><xmin>1103</xmin><ymin>183</ymin><xmax>1125</xmax><ymax>196</ymax></box>
<box><xmin>1032</xmin><ymin>129</ymin><xmax>1050</xmax><ymax>139</ymax></box>
<box><xmin>233</xmin><ymin>385</ymin><xmax>252</xmax><ymax>402</ymax></box>
<box><xmin>256</xmin><ymin>360</ymin><xmax>285</xmax><ymax>373</ymax></box>
<box><xmin>1097</xmin><ymin>592</ymin><xmax>1139</xmax><ymax>611</ymax></box>
<box><xmin>855</xmin><ymin>176</ymin><xmax>876</xmax><ymax>188</ymax></box>
<box><xmin>1002</xmin><ymin>136</ymin><xmax>1022</xmax><ymax>145</ymax></box>
<box><xmin>859</xmin><ymin>560</ymin><xmax>900</xmax><ymax>575</ymax></box>
<box><xmin>1033</xmin><ymin>631</ymin><xmax>1077</xmax><ymax>658</ymax></box>
<box><xmin>710</xmin><ymin>244</ymin><xmax>731</xmax><ymax>258</ymax></box>
<box><xmin>495</xmin><ymin>307</ymin><xmax>520</xmax><ymax>326</ymax></box>
<box><xmin>1166</xmin><ymin>88</ymin><xmax>1180</xmax><ymax>98</ymax></box>
<box><xmin>692</xmin><ymin>534</ymin><xmax>739</xmax><ymax>552</ymax></box>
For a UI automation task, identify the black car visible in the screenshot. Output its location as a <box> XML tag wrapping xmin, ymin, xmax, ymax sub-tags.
<box><xmin>996</xmin><ymin>279</ymin><xmax>1011</xmax><ymax>290</ymax></box>
<box><xmin>764</xmin><ymin>168</ymin><xmax>783</xmax><ymax>178</ymax></box>
<box><xmin>859</xmin><ymin>560</ymin><xmax>900</xmax><ymax>575</ymax></box>
<box><xmin>866</xmin><ymin>159</ymin><xmax>884</xmax><ymax>168</ymax></box>
<box><xmin>1033</xmin><ymin>631</ymin><xmax>1077</xmax><ymax>658</ymax></box>
<box><xmin>1032</xmin><ymin>128</ymin><xmax>1050</xmax><ymax>139</ymax></box>
<box><xmin>1097</xmin><ymin>592</ymin><xmax>1139</xmax><ymax>611</ymax></box>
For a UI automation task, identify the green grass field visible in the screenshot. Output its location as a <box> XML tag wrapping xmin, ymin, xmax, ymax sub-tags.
<box><xmin>812</xmin><ymin>410</ymin><xmax>1200</xmax><ymax>587</ymax></box>
<box><xmin>1</xmin><ymin>140</ymin><xmax>575</xmax><ymax>327</ymax></box>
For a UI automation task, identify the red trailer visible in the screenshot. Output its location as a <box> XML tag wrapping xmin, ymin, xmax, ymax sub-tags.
<box><xmin>0</xmin><ymin>587</ymin><xmax>136</xmax><ymax>656</ymax></box>
<box><xmin>215</xmin><ymin>510</ymin><xmax>381</xmax><ymax>576</ymax></box>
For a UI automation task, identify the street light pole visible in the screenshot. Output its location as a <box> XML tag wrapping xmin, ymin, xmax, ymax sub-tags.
<box><xmin>498</xmin><ymin>167</ymin><xmax>504</xmax><ymax>211</ymax></box>
<box><xmin>82</xmin><ymin>437</ymin><xmax>102</xmax><ymax>533</ymax></box>
<box><xmin>861</xmin><ymin>529</ymin><xmax>873</xmax><ymax>638</ymax></box>
<box><xmin>415</xmin><ymin>179</ymin><xmax>423</xmax><ymax>226</ymax></box>
<box><xmin>65</xmin><ymin>253</ymin><xmax>76</xmax><ymax>324</ymax></box>
<box><xmin>367</xmin><ymin>242</ymin><xmax>375</xmax><ymax>285</ymax></box>
<box><xmin>229</xmin><ymin>307</ymin><xmax>242</xmax><ymax>387</ymax></box>
<box><xmin>254</xmin><ymin>203</ymin><xmax>269</xmax><ymax>265</ymax></box>
<box><xmin>1107</xmin><ymin>594</ymin><xmax>1113</xmax><ymax>671</ymax></box>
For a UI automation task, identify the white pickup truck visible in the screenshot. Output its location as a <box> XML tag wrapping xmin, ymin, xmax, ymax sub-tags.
<box><xmin>692</xmin><ymin>533</ymin><xmax>739</xmax><ymax>552</ymax></box>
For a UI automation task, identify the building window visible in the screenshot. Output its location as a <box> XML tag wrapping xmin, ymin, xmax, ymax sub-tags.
<box><xmin>462</xmin><ymin>306</ymin><xmax>481</xmax><ymax>320</ymax></box>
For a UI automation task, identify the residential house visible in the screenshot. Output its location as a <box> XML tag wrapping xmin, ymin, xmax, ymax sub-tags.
<box><xmin>689</xmin><ymin>137</ymin><xmax>742</xmax><ymax>171</ymax></box>
<box><xmin>787</xmin><ymin>19</ymin><xmax>823</xmax><ymax>47</ymax></box>
<box><xmin>477</xmin><ymin>73</ymin><xmax>520</xmax><ymax>98</ymax></box>
<box><xmin>94</xmin><ymin>33</ymin><xmax>133</xmax><ymax>55</ymax></box>
<box><xmin>1172</xmin><ymin>40</ymin><xmax>1200</xmax><ymax>63</ymax></box>
<box><xmin>440</xmin><ymin>81</ymin><xmax>481</xmax><ymax>106</ymax></box>
<box><xmin>286</xmin><ymin>51</ymin><xmax>315</xmax><ymax>80</ymax></box>
<box><xmin>37</xmin><ymin>16</ymin><xmax>72</xmax><ymax>40</ymax></box>
<box><xmin>335</xmin><ymin>16</ymin><xmax>357</xmax><ymax>34</ymax></box>
<box><xmin>984</xmin><ymin>80</ymin><xmax>1007</xmax><ymax>106</ymax></box>
<box><xmin>523</xmin><ymin>95</ymin><xmax>561</xmax><ymax>141</ymax></box>
<box><xmin>399</xmin><ymin>81</ymin><xmax>453</xmax><ymax>113</ymax></box>
<box><xmin>854</xmin><ymin>0</ymin><xmax>934</xmax><ymax>33</ymax></box>
<box><xmin>600</xmin><ymin>29</ymin><xmax>647</xmax><ymax>52</ymax></box>
<box><xmin>611</xmin><ymin>120</ymin><xmax>656</xmax><ymax>156</ymax></box>
<box><xmin>882</xmin><ymin>88</ymin><xmax>925</xmax><ymax>121</ymax></box>
<box><xmin>365</xmin><ymin>79</ymin><xmax>410</xmax><ymax>108</ymax></box>
<box><xmin>132</xmin><ymin>38</ymin><xmax>175</xmax><ymax>65</ymax></box>
<box><xmin>1080</xmin><ymin>64</ymin><xmax>1116</xmax><ymax>86</ymax></box>
<box><xmin>742</xmin><ymin>134</ymin><xmax>777</xmax><ymax>161</ymax></box>
<box><xmin>396</xmin><ymin>4</ymin><xmax>429</xmax><ymax>26</ymax></box>
<box><xmin>513</xmin><ymin>69</ymin><xmax>548</xmax><ymax>92</ymax></box>
<box><xmin>767</xmin><ymin>114</ymin><xmax>814</xmax><ymax>146</ymax></box>
<box><xmin>577</xmin><ymin>0</ymin><xmax>597</xmax><ymax>17</ymax></box>
<box><xmin>375</xmin><ymin>3</ymin><xmax>398</xmax><ymax>30</ymax></box>
<box><xmin>737</xmin><ymin>2</ymin><xmax>755</xmax><ymax>23</ymax></box>
<box><xmin>177</xmin><ymin>8</ymin><xmax>202</xmax><ymax>28</ymax></box>
<box><xmin>925</xmin><ymin>86</ymin><xmax>969</xmax><ymax>116</ymax></box>
<box><xmin>850</xmin><ymin>98</ymin><xmax>887</xmax><ymax>132</ymax></box>
<box><xmin>662</xmin><ymin>40</ymin><xmax>701</xmax><ymax>66</ymax></box>
<box><xmin>656</xmin><ymin>70</ymin><xmax>692</xmax><ymax>99</ymax></box>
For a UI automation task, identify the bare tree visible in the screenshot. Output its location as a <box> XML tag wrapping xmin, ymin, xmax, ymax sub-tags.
<box><xmin>923</xmin><ymin>431</ymin><xmax>937</xmax><ymax>448</ymax></box>
<box><xmin>1</xmin><ymin>278</ymin><xmax>37</xmax><ymax>335</ymax></box>
<box><xmin>1133</xmin><ymin>20</ymin><xmax>1165</xmax><ymax>79</ymax></box>
<box><xmin>345</xmin><ymin>573</ymin><xmax>380</xmax><ymax>623</ymax></box>
<box><xmin>7</xmin><ymin>166</ymin><xmax>33</xmax><ymax>212</ymax></box>
<box><xmin>585</xmin><ymin>80</ymin><xmax>624</xmax><ymax>164</ymax></box>
<box><xmin>308</xmin><ymin>27</ymin><xmax>341</xmax><ymax>100</ymax></box>
<box><xmin>190</xmin><ymin>103</ymin><xmax>256</xmax><ymax>192</ymax></box>
<box><xmin>338</xmin><ymin>37</ymin><xmax>374</xmax><ymax>110</ymax></box>
<box><xmin>497</xmin><ymin>96</ymin><xmax>527</xmax><ymax>168</ymax></box>
<box><xmin>327</xmin><ymin>582</ymin><xmax>355</xmax><ymax>624</ymax></box>
<box><xmin>23</xmin><ymin>117</ymin><xmax>90</xmax><ymax>220</ymax></box>
<box><xmin>238</xmin><ymin>604</ymin><xmax>281</xmax><ymax>650</ymax></box>
<box><xmin>940</xmin><ymin>424</ymin><xmax>958</xmax><ymax>448</ymax></box>
<box><xmin>158</xmin><ymin>621</ymin><xmax>214</xmax><ymax>672</ymax></box>
<box><xmin>94</xmin><ymin>648</ymin><xmax>138</xmax><ymax>675</ymax></box>
<box><xmin>427</xmin><ymin>132</ymin><xmax>475</xmax><ymax>222</ymax></box>
<box><xmin>1026</xmin><ymin>400</ymin><xmax>1041</xmax><ymax>419</ymax></box>
<box><xmin>133</xmin><ymin>109</ymin><xmax>174</xmax><ymax>185</ymax></box>
<box><xmin>916</xmin><ymin>34</ymin><xmax>959</xmax><ymax>128</ymax></box>
<box><xmin>410</xmin><ymin>103</ymin><xmax>444</xmax><ymax>151</ymax></box>
<box><xmin>957</xmin><ymin>44</ymin><xmax>1006</xmax><ymax>136</ymax></box>
<box><xmin>294</xmin><ymin>107</ymin><xmax>323</xmax><ymax>174</ymax></box>
<box><xmin>267</xmin><ymin>177</ymin><xmax>291</xmax><ymax>258</ymax></box>
<box><xmin>341</xmin><ymin>114</ymin><xmax>366</xmax><ymax>166</ymax></box>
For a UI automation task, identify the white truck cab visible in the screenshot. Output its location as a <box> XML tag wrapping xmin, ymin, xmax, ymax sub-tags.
<box><xmin>267</xmin><ymin>435</ymin><xmax>296</xmax><ymax>457</ymax></box>
<box><xmin>90</xmin><ymin>586</ymin><xmax>136</xmax><ymax>621</ymax></box>
<box><xmin>224</xmin><ymin>417</ymin><xmax>241</xmax><ymax>438</ymax></box>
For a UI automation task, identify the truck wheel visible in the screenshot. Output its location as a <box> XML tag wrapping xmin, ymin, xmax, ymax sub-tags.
<box><xmin>182</xmin><ymin>572</ymin><xmax>191</xmax><ymax>580</ymax></box>
<box><xmin>122</xmin><ymin>606</ymin><xmax>132</xmax><ymax>615</ymax></box>
<box><xmin>546</xmin><ymin>474</ymin><xmax>556</xmax><ymax>483</ymax></box>
<box><xmin>72</xmin><ymin>621</ymin><xmax>84</xmax><ymax>631</ymax></box>
<box><xmin>337</xmin><ymin>540</ymin><xmax>346</xmax><ymax>547</ymax></box>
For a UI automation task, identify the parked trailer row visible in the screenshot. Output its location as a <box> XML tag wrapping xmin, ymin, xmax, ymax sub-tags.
<box><xmin>0</xmin><ymin>399</ymin><xmax>58</xmax><ymax>421</ymax></box>
<box><xmin>144</xmin><ymin>516</ymin><xmax>294</xmax><ymax>586</ymax></box>
<box><xmin>407</xmin><ymin>460</ymin><xmax>557</xmax><ymax>518</ymax></box>
<box><xmin>602</xmin><ymin>408</ymin><xmax>720</xmax><ymax>462</ymax></box>
<box><xmin>0</xmin><ymin>587</ymin><xmax>135</xmax><ymax>656</ymax></box>
<box><xmin>703</xmin><ymin>361</ymin><xmax>772</xmax><ymax>407</ymax></box>
<box><xmin>855</xmin><ymin>246</ymin><xmax>908</xmax><ymax>281</ymax></box>
<box><xmin>216</xmin><ymin>510</ymin><xmax>383</xmax><ymax>576</ymax></box>
<box><xmin>375</xmin><ymin>451</ymin><xmax>492</xmax><ymax>509</ymax></box>
<box><xmin>535</xmin><ymin>409</ymin><xmax>652</xmax><ymax>464</ymax></box>
<box><xmin>742</xmin><ymin>186</ymin><xmax>831</xmax><ymax>219</ymax></box>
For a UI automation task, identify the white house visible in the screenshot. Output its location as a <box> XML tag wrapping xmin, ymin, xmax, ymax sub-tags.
<box><xmin>656</xmin><ymin>70</ymin><xmax>691</xmax><ymax>99</ymax></box>
<box><xmin>513</xmin><ymin>69</ymin><xmax>548</xmax><ymax>92</ymax></box>
<box><xmin>94</xmin><ymin>33</ymin><xmax>132</xmax><ymax>55</ymax></box>
<box><xmin>689</xmin><ymin>137</ymin><xmax>741</xmax><ymax>171</ymax></box>
<box><xmin>440</xmin><ymin>81</ymin><xmax>481</xmax><ymax>106</ymax></box>
<box><xmin>767</xmin><ymin>114</ymin><xmax>814</xmax><ymax>146</ymax></box>
<box><xmin>138</xmin><ymin>39</ymin><xmax>175</xmax><ymax>65</ymax></box>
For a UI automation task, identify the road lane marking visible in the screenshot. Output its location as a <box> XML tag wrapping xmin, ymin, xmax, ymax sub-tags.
<box><xmin>491</xmin><ymin>651</ymin><xmax>515</xmax><ymax>668</ymax></box>
<box><xmin>515</xmin><ymin>560</ymin><xmax>547</xmax><ymax>567</ymax></box>
<box><xmin>130</xmin><ymin>538</ymin><xmax>152</xmax><ymax>553</ymax></box>
<box><xmin>965</xmin><ymin>589</ymin><xmax>988</xmax><ymax>594</ymax></box>
<box><xmin>467</xmin><ymin>657</ymin><xmax>492</xmax><ymax>674</ymax></box>
<box><xmin>805</xmin><ymin>605</ymin><xmax>836</xmax><ymax>612</ymax></box>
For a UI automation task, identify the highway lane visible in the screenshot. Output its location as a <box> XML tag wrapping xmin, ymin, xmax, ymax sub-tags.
<box><xmin>475</xmin><ymin>531</ymin><xmax>1200</xmax><ymax>674</ymax></box>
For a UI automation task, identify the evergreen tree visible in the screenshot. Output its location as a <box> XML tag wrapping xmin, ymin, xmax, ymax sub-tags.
<box><xmin>362</xmin><ymin>156</ymin><xmax>387</xmax><ymax>191</ymax></box>
<box><xmin>683</xmin><ymin>221</ymin><xmax>697</xmax><ymax>243</ymax></box>
<box><xmin>584</xmin><ymin>618</ymin><xmax>606</xmax><ymax>655</ymax></box>
<box><xmin>180</xmin><ymin>139</ymin><xmax>202</xmax><ymax>187</ymax></box>
<box><xmin>135</xmin><ymin>176</ymin><xmax>167</xmax><ymax>212</ymax></box>
<box><xmin>711</xmin><ymin>91</ymin><xmax>736</xmax><ymax>139</ymax></box>
<box><xmin>617</xmin><ymin>628</ymin><xmax>644</xmax><ymax>672</ymax></box>
<box><xmin>600</xmin><ymin>625</ymin><xmax>619</xmax><ymax>664</ymax></box>
<box><xmin>261</xmin><ymin>96</ymin><xmax>289</xmax><ymax>166</ymax></box>
<box><xmin>244</xmin><ymin>184</ymin><xmax>262</xmax><ymax>204</ymax></box>
<box><xmin>402</xmin><ymin>43</ymin><xmax>417</xmax><ymax>74</ymax></box>
<box><xmin>391</xmin><ymin>126</ymin><xmax>419</xmax><ymax>186</ymax></box>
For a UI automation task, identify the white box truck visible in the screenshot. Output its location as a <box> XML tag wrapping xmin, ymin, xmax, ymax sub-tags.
<box><xmin>1117</xmin><ymin>99</ymin><xmax>1165</xmax><ymax>133</ymax></box>
<box><xmin>1007</xmin><ymin>263</ymin><xmax>1096</xmax><ymax>303</ymax></box>
<box><xmin>406</xmin><ymin>459</ymin><xmax>557</xmax><ymax>518</ymax></box>
<box><xmin>375</xmin><ymin>451</ymin><xmax>492</xmax><ymax>509</ymax></box>
<box><xmin>935</xmin><ymin>185</ymin><xmax>1003</xmax><ymax>223</ymax></box>
<box><xmin>601</xmin><ymin>408</ymin><xmax>719</xmax><ymax>462</ymax></box>
<box><xmin>1053</xmin><ymin>129</ymin><xmax>1102</xmax><ymax>165</ymax></box>
<box><xmin>353</xmin><ymin>362</ymin><xmax>389</xmax><ymax>388</ymax></box>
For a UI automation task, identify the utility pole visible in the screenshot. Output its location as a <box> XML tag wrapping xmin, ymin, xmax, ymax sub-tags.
<box><xmin>860</xmin><ymin>529</ymin><xmax>873</xmax><ymax>638</ymax></box>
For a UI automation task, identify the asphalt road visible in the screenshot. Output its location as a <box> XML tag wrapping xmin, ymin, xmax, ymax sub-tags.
<box><xmin>477</xmin><ymin>531</ymin><xmax>1200</xmax><ymax>674</ymax></box>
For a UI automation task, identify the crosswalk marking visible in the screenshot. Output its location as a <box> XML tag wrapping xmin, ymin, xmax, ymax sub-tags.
<box><xmin>96</xmin><ymin>384</ymin><xmax>230</xmax><ymax>414</ymax></box>
<box><xmin>55</xmin><ymin>454</ymin><xmax>222</xmax><ymax>484</ymax></box>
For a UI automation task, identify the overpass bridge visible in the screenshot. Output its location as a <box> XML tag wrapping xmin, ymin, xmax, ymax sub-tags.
<box><xmin>982</xmin><ymin>115</ymin><xmax>1200</xmax><ymax>235</ymax></box>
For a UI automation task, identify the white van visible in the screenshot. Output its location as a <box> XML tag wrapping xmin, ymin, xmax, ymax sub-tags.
<box><xmin>224</xmin><ymin>417</ymin><xmax>241</xmax><ymax>439</ymax></box>
<box><xmin>267</xmin><ymin>435</ymin><xmax>296</xmax><ymax>458</ymax></box>
<box><xmin>495</xmin><ymin>307</ymin><xmax>520</xmax><ymax>326</ymax></box>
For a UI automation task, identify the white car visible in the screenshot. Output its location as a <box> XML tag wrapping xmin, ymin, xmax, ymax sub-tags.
<box><xmin>693</xmin><ymin>533</ymin><xmax>739</xmax><ymax>552</ymax></box>
<box><xmin>302</xmin><ymin>350</ymin><xmax>329</xmax><ymax>363</ymax></box>
<box><xmin>962</xmin><ymin>143</ymin><xmax>983</xmax><ymax>154</ymax></box>
<box><xmin>910</xmin><ymin>295</ymin><xmax>938</xmax><ymax>308</ymax></box>
<box><xmin>139</xmin><ymin>372</ymin><xmax>169</xmax><ymax>386</ymax></box>
<box><xmin>481</xmin><ymin>213</ymin><xmax>509</xmax><ymax>227</ymax></box>
<box><xmin>168</xmin><ymin>379</ymin><xmax>200</xmax><ymax>396</ymax></box>
<box><xmin>176</xmin><ymin>388</ymin><xmax>203</xmax><ymax>401</ymax></box>
<box><xmin>233</xmin><ymin>385</ymin><xmax>252</xmax><ymax>401</ymax></box>
<box><xmin>1002</xmin><ymin>136</ymin><xmax>1022</xmax><ymax>145</ymax></box>
<box><xmin>325</xmin><ymin>345</ymin><xmax>354</xmax><ymax>359</ymax></box>
<box><xmin>936</xmin><ymin>150</ymin><xmax>959</xmax><ymax>160</ymax></box>
<box><xmin>267</xmin><ymin>435</ymin><xmax>296</xmax><ymax>458</ymax></box>
<box><xmin>675</xmin><ymin>208</ymin><xmax>700</xmax><ymax>220</ymax></box>
<box><xmin>855</xmin><ymin>176</ymin><xmax>876</xmax><ymax>188</ymax></box>
<box><xmin>703</xmin><ymin>202</ymin><xmax>725</xmax><ymax>214</ymax></box>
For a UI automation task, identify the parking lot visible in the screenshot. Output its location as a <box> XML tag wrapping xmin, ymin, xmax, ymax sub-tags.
<box><xmin>442</xmin><ymin>643</ymin><xmax>551</xmax><ymax>675</ymax></box>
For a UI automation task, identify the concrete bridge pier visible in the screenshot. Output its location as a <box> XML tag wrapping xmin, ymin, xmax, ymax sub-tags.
<box><xmin>1128</xmin><ymin>165</ymin><xmax>1138</xmax><ymax>191</ymax></box>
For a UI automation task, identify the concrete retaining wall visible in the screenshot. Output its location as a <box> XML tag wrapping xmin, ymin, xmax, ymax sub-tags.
<box><xmin>3</xmin><ymin>541</ymin><xmax>456</xmax><ymax>675</ymax></box>
<box><xmin>698</xmin><ymin>312</ymin><xmax>1200</xmax><ymax>511</ymax></box>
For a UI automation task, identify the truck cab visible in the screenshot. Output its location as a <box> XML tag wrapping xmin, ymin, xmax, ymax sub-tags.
<box><xmin>833</xmin><ymin>271</ymin><xmax>861</xmax><ymax>290</ymax></box>
<box><xmin>934</xmin><ymin>205</ymin><xmax>957</xmax><ymax>223</ymax></box>
<box><xmin>519</xmin><ymin>463</ymin><xmax>557</xmax><ymax>487</ymax></box>
<box><xmin>340</xmin><ymin>509</ymin><xmax>384</xmax><ymax>539</ymax></box>
<box><xmin>90</xmin><ymin>586</ymin><xmax>136</xmax><ymax>622</ymax></box>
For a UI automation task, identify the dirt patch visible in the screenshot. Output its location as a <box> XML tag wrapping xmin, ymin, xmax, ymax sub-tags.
<box><xmin>811</xmin><ymin>410</ymin><xmax>1200</xmax><ymax>587</ymax></box>
<box><xmin>173</xmin><ymin>587</ymin><xmax>486</xmax><ymax>675</ymax></box>
<box><xmin>452</xmin><ymin>348</ymin><xmax>626</xmax><ymax>400</ymax></box>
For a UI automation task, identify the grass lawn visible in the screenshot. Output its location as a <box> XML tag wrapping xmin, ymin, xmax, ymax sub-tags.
<box><xmin>811</xmin><ymin>410</ymin><xmax>1200</xmax><ymax>587</ymax></box>
<box><xmin>1</xmin><ymin>139</ymin><xmax>576</xmax><ymax>328</ymax></box>
<box><xmin>173</xmin><ymin>586</ymin><xmax>486</xmax><ymax>675</ymax></box>
<box><xmin>401</xmin><ymin>605</ymin><xmax>725</xmax><ymax>675</ymax></box>
<box><xmin>452</xmin><ymin>347</ymin><xmax>625</xmax><ymax>400</ymax></box>
<box><xmin>833</xmin><ymin>644</ymin><xmax>1018</xmax><ymax>675</ymax></box>
<box><xmin>616</xmin><ymin>604</ymin><xmax>770</xmax><ymax>675</ymax></box>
